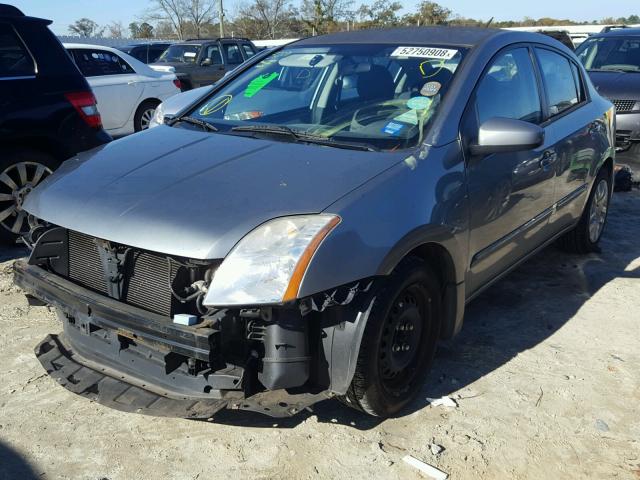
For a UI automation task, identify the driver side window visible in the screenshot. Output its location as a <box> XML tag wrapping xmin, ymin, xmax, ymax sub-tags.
<box><xmin>205</xmin><ymin>45</ymin><xmax>223</xmax><ymax>65</ymax></box>
<box><xmin>475</xmin><ymin>47</ymin><xmax>542</xmax><ymax>125</ymax></box>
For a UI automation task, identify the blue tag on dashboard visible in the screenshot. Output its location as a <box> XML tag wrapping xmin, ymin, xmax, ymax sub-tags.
<box><xmin>382</xmin><ymin>122</ymin><xmax>404</xmax><ymax>136</ymax></box>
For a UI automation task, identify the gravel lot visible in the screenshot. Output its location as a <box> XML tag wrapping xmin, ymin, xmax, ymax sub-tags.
<box><xmin>1</xmin><ymin>191</ymin><xmax>639</xmax><ymax>480</ymax></box>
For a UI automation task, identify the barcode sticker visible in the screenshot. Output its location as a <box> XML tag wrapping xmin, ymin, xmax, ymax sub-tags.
<box><xmin>390</xmin><ymin>46</ymin><xmax>458</xmax><ymax>60</ymax></box>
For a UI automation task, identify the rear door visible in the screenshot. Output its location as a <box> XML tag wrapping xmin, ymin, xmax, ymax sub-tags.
<box><xmin>70</xmin><ymin>48</ymin><xmax>143</xmax><ymax>131</ymax></box>
<box><xmin>532</xmin><ymin>46</ymin><xmax>597</xmax><ymax>231</ymax></box>
<box><xmin>462</xmin><ymin>46</ymin><xmax>557</xmax><ymax>294</ymax></box>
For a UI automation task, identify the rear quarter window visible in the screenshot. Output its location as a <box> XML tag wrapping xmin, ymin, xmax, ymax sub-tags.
<box><xmin>0</xmin><ymin>23</ymin><xmax>35</xmax><ymax>77</ymax></box>
<box><xmin>71</xmin><ymin>49</ymin><xmax>135</xmax><ymax>77</ymax></box>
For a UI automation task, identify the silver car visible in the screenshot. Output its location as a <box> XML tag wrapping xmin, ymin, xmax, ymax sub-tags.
<box><xmin>15</xmin><ymin>27</ymin><xmax>614</xmax><ymax>419</ymax></box>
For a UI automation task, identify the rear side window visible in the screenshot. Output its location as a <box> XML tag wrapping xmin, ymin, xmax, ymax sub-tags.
<box><xmin>535</xmin><ymin>48</ymin><xmax>580</xmax><ymax>117</ymax></box>
<box><xmin>242</xmin><ymin>43</ymin><xmax>256</xmax><ymax>58</ymax></box>
<box><xmin>475</xmin><ymin>47</ymin><xmax>542</xmax><ymax>125</ymax></box>
<box><xmin>128</xmin><ymin>47</ymin><xmax>148</xmax><ymax>63</ymax></box>
<box><xmin>148</xmin><ymin>46</ymin><xmax>167</xmax><ymax>63</ymax></box>
<box><xmin>223</xmin><ymin>43</ymin><xmax>243</xmax><ymax>65</ymax></box>
<box><xmin>0</xmin><ymin>23</ymin><xmax>35</xmax><ymax>77</ymax></box>
<box><xmin>71</xmin><ymin>49</ymin><xmax>135</xmax><ymax>77</ymax></box>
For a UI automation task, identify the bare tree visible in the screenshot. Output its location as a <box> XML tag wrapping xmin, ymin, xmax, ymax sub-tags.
<box><xmin>403</xmin><ymin>1</ymin><xmax>451</xmax><ymax>26</ymax></box>
<box><xmin>147</xmin><ymin>0</ymin><xmax>217</xmax><ymax>40</ymax></box>
<box><xmin>68</xmin><ymin>18</ymin><xmax>104</xmax><ymax>37</ymax></box>
<box><xmin>107</xmin><ymin>21</ymin><xmax>125</xmax><ymax>38</ymax></box>
<box><xmin>236</xmin><ymin>0</ymin><xmax>296</xmax><ymax>39</ymax></box>
<box><xmin>300</xmin><ymin>0</ymin><xmax>353</xmax><ymax>35</ymax></box>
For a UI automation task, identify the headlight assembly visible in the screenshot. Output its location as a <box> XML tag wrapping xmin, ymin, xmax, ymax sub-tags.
<box><xmin>149</xmin><ymin>102</ymin><xmax>165</xmax><ymax>128</ymax></box>
<box><xmin>204</xmin><ymin>214</ymin><xmax>340</xmax><ymax>306</ymax></box>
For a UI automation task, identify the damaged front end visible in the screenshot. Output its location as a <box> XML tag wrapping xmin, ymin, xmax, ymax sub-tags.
<box><xmin>14</xmin><ymin>227</ymin><xmax>376</xmax><ymax>418</ymax></box>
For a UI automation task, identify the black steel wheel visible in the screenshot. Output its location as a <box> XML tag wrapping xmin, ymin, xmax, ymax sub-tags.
<box><xmin>339</xmin><ymin>258</ymin><xmax>442</xmax><ymax>417</ymax></box>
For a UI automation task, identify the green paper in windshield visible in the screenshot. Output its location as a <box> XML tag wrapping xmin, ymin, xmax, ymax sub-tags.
<box><xmin>244</xmin><ymin>72</ymin><xmax>279</xmax><ymax>98</ymax></box>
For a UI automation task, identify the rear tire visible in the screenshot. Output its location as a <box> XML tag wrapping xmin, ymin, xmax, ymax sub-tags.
<box><xmin>558</xmin><ymin>167</ymin><xmax>611</xmax><ymax>254</ymax></box>
<box><xmin>134</xmin><ymin>100</ymin><xmax>161</xmax><ymax>132</ymax></box>
<box><xmin>338</xmin><ymin>258</ymin><xmax>442</xmax><ymax>417</ymax></box>
<box><xmin>0</xmin><ymin>148</ymin><xmax>57</xmax><ymax>244</ymax></box>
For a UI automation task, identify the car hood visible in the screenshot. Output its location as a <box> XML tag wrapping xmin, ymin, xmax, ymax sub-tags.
<box><xmin>588</xmin><ymin>71</ymin><xmax>640</xmax><ymax>101</ymax></box>
<box><xmin>24</xmin><ymin>126</ymin><xmax>403</xmax><ymax>259</ymax></box>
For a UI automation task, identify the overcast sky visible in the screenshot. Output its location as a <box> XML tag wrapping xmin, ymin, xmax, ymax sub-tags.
<box><xmin>6</xmin><ymin>0</ymin><xmax>640</xmax><ymax>35</ymax></box>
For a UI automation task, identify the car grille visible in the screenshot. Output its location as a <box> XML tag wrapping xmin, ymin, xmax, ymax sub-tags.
<box><xmin>67</xmin><ymin>230</ymin><xmax>182</xmax><ymax>317</ymax></box>
<box><xmin>613</xmin><ymin>100</ymin><xmax>637</xmax><ymax>112</ymax></box>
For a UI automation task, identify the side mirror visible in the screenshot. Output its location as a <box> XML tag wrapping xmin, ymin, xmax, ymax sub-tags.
<box><xmin>201</xmin><ymin>58</ymin><xmax>212</xmax><ymax>67</ymax></box>
<box><xmin>470</xmin><ymin>117</ymin><xmax>544</xmax><ymax>156</ymax></box>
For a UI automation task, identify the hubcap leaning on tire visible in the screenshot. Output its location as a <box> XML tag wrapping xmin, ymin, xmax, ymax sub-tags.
<box><xmin>589</xmin><ymin>179</ymin><xmax>609</xmax><ymax>243</ymax></box>
<box><xmin>0</xmin><ymin>161</ymin><xmax>52</xmax><ymax>235</ymax></box>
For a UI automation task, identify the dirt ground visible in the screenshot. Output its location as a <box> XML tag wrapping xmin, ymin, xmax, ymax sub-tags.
<box><xmin>1</xmin><ymin>191</ymin><xmax>639</xmax><ymax>480</ymax></box>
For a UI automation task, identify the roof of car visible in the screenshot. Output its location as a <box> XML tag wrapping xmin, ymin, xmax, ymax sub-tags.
<box><xmin>294</xmin><ymin>26</ymin><xmax>504</xmax><ymax>48</ymax></box>
<box><xmin>590</xmin><ymin>27</ymin><xmax>640</xmax><ymax>37</ymax></box>
<box><xmin>0</xmin><ymin>3</ymin><xmax>51</xmax><ymax>23</ymax></box>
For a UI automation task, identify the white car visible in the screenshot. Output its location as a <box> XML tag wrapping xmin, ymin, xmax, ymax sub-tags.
<box><xmin>65</xmin><ymin>43</ymin><xmax>182</xmax><ymax>136</ymax></box>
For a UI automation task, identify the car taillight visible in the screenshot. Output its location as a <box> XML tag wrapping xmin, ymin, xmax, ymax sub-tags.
<box><xmin>64</xmin><ymin>91</ymin><xmax>102</xmax><ymax>128</ymax></box>
<box><xmin>173</xmin><ymin>79</ymin><xmax>182</xmax><ymax>90</ymax></box>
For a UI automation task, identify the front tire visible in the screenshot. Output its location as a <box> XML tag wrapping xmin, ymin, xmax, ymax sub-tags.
<box><xmin>559</xmin><ymin>167</ymin><xmax>611</xmax><ymax>254</ymax></box>
<box><xmin>134</xmin><ymin>100</ymin><xmax>161</xmax><ymax>132</ymax></box>
<box><xmin>339</xmin><ymin>258</ymin><xmax>442</xmax><ymax>417</ymax></box>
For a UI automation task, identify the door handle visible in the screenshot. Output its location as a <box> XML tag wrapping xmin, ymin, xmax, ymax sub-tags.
<box><xmin>539</xmin><ymin>151</ymin><xmax>556</xmax><ymax>169</ymax></box>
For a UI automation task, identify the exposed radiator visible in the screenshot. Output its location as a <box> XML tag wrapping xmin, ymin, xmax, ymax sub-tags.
<box><xmin>67</xmin><ymin>230</ymin><xmax>179</xmax><ymax>317</ymax></box>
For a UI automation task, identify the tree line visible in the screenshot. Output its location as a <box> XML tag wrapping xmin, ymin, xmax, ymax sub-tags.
<box><xmin>67</xmin><ymin>0</ymin><xmax>640</xmax><ymax>40</ymax></box>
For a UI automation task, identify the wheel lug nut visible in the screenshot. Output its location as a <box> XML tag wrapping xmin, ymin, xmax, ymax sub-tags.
<box><xmin>408</xmin><ymin>324</ymin><xmax>414</xmax><ymax>331</ymax></box>
<box><xmin>392</xmin><ymin>344</ymin><xmax>400</xmax><ymax>352</ymax></box>
<box><xmin>402</xmin><ymin>344</ymin><xmax>410</xmax><ymax>351</ymax></box>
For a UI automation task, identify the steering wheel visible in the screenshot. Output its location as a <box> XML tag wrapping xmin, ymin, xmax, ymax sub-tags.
<box><xmin>351</xmin><ymin>99</ymin><xmax>410</xmax><ymax>131</ymax></box>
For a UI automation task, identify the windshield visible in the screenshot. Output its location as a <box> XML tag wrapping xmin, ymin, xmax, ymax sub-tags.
<box><xmin>182</xmin><ymin>44</ymin><xmax>467</xmax><ymax>150</ymax></box>
<box><xmin>576</xmin><ymin>36</ymin><xmax>640</xmax><ymax>72</ymax></box>
<box><xmin>158</xmin><ymin>44</ymin><xmax>201</xmax><ymax>64</ymax></box>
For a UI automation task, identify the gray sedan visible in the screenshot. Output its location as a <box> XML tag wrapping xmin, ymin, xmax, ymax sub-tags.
<box><xmin>15</xmin><ymin>27</ymin><xmax>615</xmax><ymax>418</ymax></box>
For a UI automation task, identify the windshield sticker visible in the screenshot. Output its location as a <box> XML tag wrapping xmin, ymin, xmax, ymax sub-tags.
<box><xmin>199</xmin><ymin>94</ymin><xmax>232</xmax><ymax>115</ymax></box>
<box><xmin>382</xmin><ymin>121</ymin><xmax>405</xmax><ymax>136</ymax></box>
<box><xmin>421</xmin><ymin>81</ymin><xmax>442</xmax><ymax>96</ymax></box>
<box><xmin>407</xmin><ymin>96</ymin><xmax>432</xmax><ymax>110</ymax></box>
<box><xmin>184</xmin><ymin>51</ymin><xmax>197</xmax><ymax>58</ymax></box>
<box><xmin>393</xmin><ymin>109</ymin><xmax>419</xmax><ymax>126</ymax></box>
<box><xmin>391</xmin><ymin>46</ymin><xmax>458</xmax><ymax>60</ymax></box>
<box><xmin>244</xmin><ymin>72</ymin><xmax>279</xmax><ymax>98</ymax></box>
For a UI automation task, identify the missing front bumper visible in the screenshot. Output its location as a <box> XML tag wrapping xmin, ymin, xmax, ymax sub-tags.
<box><xmin>35</xmin><ymin>333</ymin><xmax>229</xmax><ymax>418</ymax></box>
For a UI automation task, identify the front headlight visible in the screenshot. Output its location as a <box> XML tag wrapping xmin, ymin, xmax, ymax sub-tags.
<box><xmin>149</xmin><ymin>102</ymin><xmax>165</xmax><ymax>128</ymax></box>
<box><xmin>204</xmin><ymin>214</ymin><xmax>340</xmax><ymax>306</ymax></box>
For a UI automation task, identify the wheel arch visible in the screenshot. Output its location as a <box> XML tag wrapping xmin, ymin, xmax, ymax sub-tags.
<box><xmin>0</xmin><ymin>136</ymin><xmax>68</xmax><ymax>165</ymax></box>
<box><xmin>379</xmin><ymin>240</ymin><xmax>465</xmax><ymax>340</ymax></box>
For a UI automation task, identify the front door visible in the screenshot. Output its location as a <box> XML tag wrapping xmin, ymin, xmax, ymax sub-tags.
<box><xmin>462</xmin><ymin>46</ymin><xmax>557</xmax><ymax>295</ymax></box>
<box><xmin>192</xmin><ymin>44</ymin><xmax>225</xmax><ymax>87</ymax></box>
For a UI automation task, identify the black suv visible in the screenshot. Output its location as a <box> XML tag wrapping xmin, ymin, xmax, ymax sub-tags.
<box><xmin>118</xmin><ymin>42</ymin><xmax>172</xmax><ymax>64</ymax></box>
<box><xmin>0</xmin><ymin>4</ymin><xmax>110</xmax><ymax>244</ymax></box>
<box><xmin>150</xmin><ymin>37</ymin><xmax>257</xmax><ymax>90</ymax></box>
